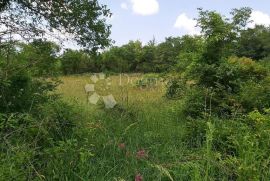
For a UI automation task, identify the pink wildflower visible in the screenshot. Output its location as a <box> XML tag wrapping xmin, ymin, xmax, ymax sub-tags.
<box><xmin>136</xmin><ymin>149</ymin><xmax>148</xmax><ymax>159</ymax></box>
<box><xmin>118</xmin><ymin>143</ymin><xmax>126</xmax><ymax>150</ymax></box>
<box><xmin>135</xmin><ymin>173</ymin><xmax>143</xmax><ymax>181</ymax></box>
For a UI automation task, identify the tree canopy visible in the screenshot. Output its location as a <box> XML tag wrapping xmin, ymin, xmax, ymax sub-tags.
<box><xmin>0</xmin><ymin>0</ymin><xmax>112</xmax><ymax>51</ymax></box>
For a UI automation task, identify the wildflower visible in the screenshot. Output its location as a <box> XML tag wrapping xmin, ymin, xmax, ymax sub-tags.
<box><xmin>135</xmin><ymin>173</ymin><xmax>143</xmax><ymax>181</ymax></box>
<box><xmin>136</xmin><ymin>149</ymin><xmax>148</xmax><ymax>159</ymax></box>
<box><xmin>118</xmin><ymin>143</ymin><xmax>126</xmax><ymax>150</ymax></box>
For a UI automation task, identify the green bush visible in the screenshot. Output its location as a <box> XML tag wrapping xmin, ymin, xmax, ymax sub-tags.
<box><xmin>166</xmin><ymin>77</ymin><xmax>186</xmax><ymax>99</ymax></box>
<box><xmin>0</xmin><ymin>100</ymin><xmax>84</xmax><ymax>180</ymax></box>
<box><xmin>0</xmin><ymin>72</ymin><xmax>59</xmax><ymax>113</ymax></box>
<box><xmin>0</xmin><ymin>57</ymin><xmax>82</xmax><ymax>180</ymax></box>
<box><xmin>239</xmin><ymin>77</ymin><xmax>270</xmax><ymax>112</ymax></box>
<box><xmin>173</xmin><ymin>57</ymin><xmax>270</xmax><ymax>118</ymax></box>
<box><xmin>181</xmin><ymin>87</ymin><xmax>206</xmax><ymax>118</ymax></box>
<box><xmin>213</xmin><ymin>112</ymin><xmax>270</xmax><ymax>180</ymax></box>
<box><xmin>181</xmin><ymin>116</ymin><xmax>270</xmax><ymax>180</ymax></box>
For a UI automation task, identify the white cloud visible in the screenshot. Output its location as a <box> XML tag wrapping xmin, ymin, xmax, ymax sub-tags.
<box><xmin>121</xmin><ymin>2</ymin><xmax>128</xmax><ymax>10</ymax></box>
<box><xmin>174</xmin><ymin>13</ymin><xmax>200</xmax><ymax>35</ymax></box>
<box><xmin>249</xmin><ymin>11</ymin><xmax>270</xmax><ymax>28</ymax></box>
<box><xmin>130</xmin><ymin>0</ymin><xmax>159</xmax><ymax>16</ymax></box>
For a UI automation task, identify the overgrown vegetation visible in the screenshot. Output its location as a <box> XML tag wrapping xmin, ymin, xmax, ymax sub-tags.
<box><xmin>1</xmin><ymin>1</ymin><xmax>270</xmax><ymax>180</ymax></box>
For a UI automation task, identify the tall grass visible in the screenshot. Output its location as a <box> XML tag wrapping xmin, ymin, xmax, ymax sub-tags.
<box><xmin>52</xmin><ymin>74</ymin><xmax>270</xmax><ymax>180</ymax></box>
<box><xmin>2</xmin><ymin>74</ymin><xmax>269</xmax><ymax>180</ymax></box>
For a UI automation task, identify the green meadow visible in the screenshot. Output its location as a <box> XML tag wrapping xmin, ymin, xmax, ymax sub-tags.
<box><xmin>53</xmin><ymin>73</ymin><xmax>270</xmax><ymax>180</ymax></box>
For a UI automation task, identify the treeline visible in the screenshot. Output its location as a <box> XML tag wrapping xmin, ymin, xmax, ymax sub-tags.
<box><xmin>86</xmin><ymin>25</ymin><xmax>270</xmax><ymax>73</ymax></box>
<box><xmin>8</xmin><ymin>24</ymin><xmax>270</xmax><ymax>76</ymax></box>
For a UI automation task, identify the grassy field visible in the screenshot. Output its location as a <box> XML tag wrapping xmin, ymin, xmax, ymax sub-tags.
<box><xmin>58</xmin><ymin>74</ymin><xmax>166</xmax><ymax>105</ymax></box>
<box><xmin>56</xmin><ymin>74</ymin><xmax>196</xmax><ymax>180</ymax></box>
<box><xmin>56</xmin><ymin>73</ymin><xmax>270</xmax><ymax>181</ymax></box>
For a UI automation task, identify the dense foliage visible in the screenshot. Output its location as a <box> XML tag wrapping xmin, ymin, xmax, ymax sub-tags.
<box><xmin>59</xmin><ymin>36</ymin><xmax>205</xmax><ymax>74</ymax></box>
<box><xmin>0</xmin><ymin>0</ymin><xmax>112</xmax><ymax>50</ymax></box>
<box><xmin>57</xmin><ymin>24</ymin><xmax>270</xmax><ymax>75</ymax></box>
<box><xmin>166</xmin><ymin>8</ymin><xmax>270</xmax><ymax>118</ymax></box>
<box><xmin>0</xmin><ymin>0</ymin><xmax>112</xmax><ymax>179</ymax></box>
<box><xmin>1</xmin><ymin>1</ymin><xmax>270</xmax><ymax>180</ymax></box>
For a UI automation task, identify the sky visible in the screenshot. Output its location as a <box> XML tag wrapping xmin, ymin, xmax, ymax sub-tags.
<box><xmin>99</xmin><ymin>0</ymin><xmax>270</xmax><ymax>46</ymax></box>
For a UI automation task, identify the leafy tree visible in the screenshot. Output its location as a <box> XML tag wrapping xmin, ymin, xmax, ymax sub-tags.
<box><xmin>101</xmin><ymin>46</ymin><xmax>127</xmax><ymax>72</ymax></box>
<box><xmin>121</xmin><ymin>40</ymin><xmax>142</xmax><ymax>71</ymax></box>
<box><xmin>0</xmin><ymin>0</ymin><xmax>113</xmax><ymax>112</ymax></box>
<box><xmin>61</xmin><ymin>49</ymin><xmax>92</xmax><ymax>75</ymax></box>
<box><xmin>101</xmin><ymin>41</ymin><xmax>142</xmax><ymax>73</ymax></box>
<box><xmin>195</xmin><ymin>7</ymin><xmax>252</xmax><ymax>87</ymax></box>
<box><xmin>176</xmin><ymin>35</ymin><xmax>205</xmax><ymax>72</ymax></box>
<box><xmin>0</xmin><ymin>0</ymin><xmax>113</xmax><ymax>122</ymax></box>
<box><xmin>137</xmin><ymin>40</ymin><xmax>157</xmax><ymax>72</ymax></box>
<box><xmin>169</xmin><ymin>8</ymin><xmax>270</xmax><ymax>118</ymax></box>
<box><xmin>18</xmin><ymin>40</ymin><xmax>60</xmax><ymax>77</ymax></box>
<box><xmin>237</xmin><ymin>25</ymin><xmax>270</xmax><ymax>60</ymax></box>
<box><xmin>155</xmin><ymin>37</ymin><xmax>182</xmax><ymax>72</ymax></box>
<box><xmin>194</xmin><ymin>7</ymin><xmax>255</xmax><ymax>117</ymax></box>
<box><xmin>0</xmin><ymin>0</ymin><xmax>112</xmax><ymax>50</ymax></box>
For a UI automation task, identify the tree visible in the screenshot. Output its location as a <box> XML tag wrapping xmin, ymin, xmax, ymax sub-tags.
<box><xmin>155</xmin><ymin>37</ymin><xmax>182</xmax><ymax>72</ymax></box>
<box><xmin>101</xmin><ymin>46</ymin><xmax>127</xmax><ymax>73</ymax></box>
<box><xmin>0</xmin><ymin>0</ymin><xmax>112</xmax><ymax>51</ymax></box>
<box><xmin>176</xmin><ymin>35</ymin><xmax>205</xmax><ymax>72</ymax></box>
<box><xmin>19</xmin><ymin>40</ymin><xmax>60</xmax><ymax>77</ymax></box>
<box><xmin>195</xmin><ymin>7</ymin><xmax>252</xmax><ymax>87</ymax></box>
<box><xmin>61</xmin><ymin>49</ymin><xmax>91</xmax><ymax>75</ymax></box>
<box><xmin>121</xmin><ymin>40</ymin><xmax>142</xmax><ymax>72</ymax></box>
<box><xmin>237</xmin><ymin>25</ymin><xmax>270</xmax><ymax>60</ymax></box>
<box><xmin>137</xmin><ymin>40</ymin><xmax>157</xmax><ymax>73</ymax></box>
<box><xmin>0</xmin><ymin>0</ymin><xmax>112</xmax><ymax>112</ymax></box>
<box><xmin>100</xmin><ymin>41</ymin><xmax>142</xmax><ymax>73</ymax></box>
<box><xmin>172</xmin><ymin>8</ymin><xmax>265</xmax><ymax>118</ymax></box>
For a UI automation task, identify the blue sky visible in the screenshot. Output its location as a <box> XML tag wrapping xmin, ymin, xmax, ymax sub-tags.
<box><xmin>99</xmin><ymin>0</ymin><xmax>270</xmax><ymax>46</ymax></box>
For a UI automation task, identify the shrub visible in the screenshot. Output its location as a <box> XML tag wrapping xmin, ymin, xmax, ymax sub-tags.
<box><xmin>173</xmin><ymin>56</ymin><xmax>270</xmax><ymax>118</ymax></box>
<box><xmin>181</xmin><ymin>87</ymin><xmax>206</xmax><ymax>118</ymax></box>
<box><xmin>166</xmin><ymin>77</ymin><xmax>186</xmax><ymax>99</ymax></box>
<box><xmin>0</xmin><ymin>71</ymin><xmax>59</xmax><ymax>113</ymax></box>
<box><xmin>239</xmin><ymin>77</ymin><xmax>270</xmax><ymax>112</ymax></box>
<box><xmin>0</xmin><ymin>100</ymin><xmax>83</xmax><ymax>180</ymax></box>
<box><xmin>0</xmin><ymin>58</ymin><xmax>81</xmax><ymax>180</ymax></box>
